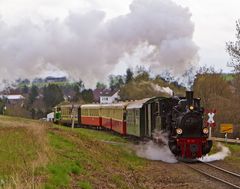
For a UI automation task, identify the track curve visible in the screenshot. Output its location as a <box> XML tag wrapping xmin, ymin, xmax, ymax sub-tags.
<box><xmin>185</xmin><ymin>161</ymin><xmax>240</xmax><ymax>189</ymax></box>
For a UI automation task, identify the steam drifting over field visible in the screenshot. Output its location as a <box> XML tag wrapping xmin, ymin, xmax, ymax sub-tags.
<box><xmin>0</xmin><ymin>0</ymin><xmax>198</xmax><ymax>88</ymax></box>
<box><xmin>199</xmin><ymin>143</ymin><xmax>231</xmax><ymax>162</ymax></box>
<box><xmin>135</xmin><ymin>131</ymin><xmax>177</xmax><ymax>163</ymax></box>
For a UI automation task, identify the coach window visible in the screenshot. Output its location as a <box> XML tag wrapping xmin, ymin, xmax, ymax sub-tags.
<box><xmin>135</xmin><ymin>109</ymin><xmax>139</xmax><ymax>122</ymax></box>
<box><xmin>155</xmin><ymin>102</ymin><xmax>160</xmax><ymax>114</ymax></box>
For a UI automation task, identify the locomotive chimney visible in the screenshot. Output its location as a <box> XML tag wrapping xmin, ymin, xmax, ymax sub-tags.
<box><xmin>186</xmin><ymin>91</ymin><xmax>193</xmax><ymax>106</ymax></box>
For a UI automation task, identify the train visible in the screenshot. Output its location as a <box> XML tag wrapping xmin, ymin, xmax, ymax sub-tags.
<box><xmin>53</xmin><ymin>91</ymin><xmax>212</xmax><ymax>159</ymax></box>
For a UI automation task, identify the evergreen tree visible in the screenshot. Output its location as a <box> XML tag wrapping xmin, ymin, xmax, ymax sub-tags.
<box><xmin>22</xmin><ymin>85</ymin><xmax>29</xmax><ymax>94</ymax></box>
<box><xmin>109</xmin><ymin>75</ymin><xmax>124</xmax><ymax>91</ymax></box>
<box><xmin>76</xmin><ymin>80</ymin><xmax>85</xmax><ymax>92</ymax></box>
<box><xmin>81</xmin><ymin>89</ymin><xmax>94</xmax><ymax>103</ymax></box>
<box><xmin>43</xmin><ymin>84</ymin><xmax>64</xmax><ymax>110</ymax></box>
<box><xmin>96</xmin><ymin>82</ymin><xmax>107</xmax><ymax>89</ymax></box>
<box><xmin>125</xmin><ymin>68</ymin><xmax>133</xmax><ymax>84</ymax></box>
<box><xmin>28</xmin><ymin>85</ymin><xmax>38</xmax><ymax>104</ymax></box>
<box><xmin>72</xmin><ymin>80</ymin><xmax>85</xmax><ymax>101</ymax></box>
<box><xmin>0</xmin><ymin>98</ymin><xmax>6</xmax><ymax>114</ymax></box>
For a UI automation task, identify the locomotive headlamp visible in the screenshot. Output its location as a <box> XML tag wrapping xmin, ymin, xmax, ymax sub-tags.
<box><xmin>176</xmin><ymin>128</ymin><xmax>183</xmax><ymax>135</ymax></box>
<box><xmin>203</xmin><ymin>127</ymin><xmax>209</xmax><ymax>134</ymax></box>
<box><xmin>189</xmin><ymin>106</ymin><xmax>194</xmax><ymax>110</ymax></box>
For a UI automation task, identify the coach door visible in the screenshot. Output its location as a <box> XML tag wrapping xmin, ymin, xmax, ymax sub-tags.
<box><xmin>147</xmin><ymin>104</ymin><xmax>152</xmax><ymax>137</ymax></box>
<box><xmin>154</xmin><ymin>101</ymin><xmax>161</xmax><ymax>131</ymax></box>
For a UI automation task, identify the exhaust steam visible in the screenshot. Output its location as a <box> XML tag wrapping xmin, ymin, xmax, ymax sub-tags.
<box><xmin>135</xmin><ymin>131</ymin><xmax>177</xmax><ymax>163</ymax></box>
<box><xmin>199</xmin><ymin>143</ymin><xmax>231</xmax><ymax>162</ymax></box>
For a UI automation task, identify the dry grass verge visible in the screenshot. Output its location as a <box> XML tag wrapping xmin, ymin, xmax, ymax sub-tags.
<box><xmin>0</xmin><ymin>115</ymin><xmax>50</xmax><ymax>188</ymax></box>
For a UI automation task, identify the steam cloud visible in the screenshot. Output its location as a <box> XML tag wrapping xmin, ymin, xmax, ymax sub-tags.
<box><xmin>0</xmin><ymin>0</ymin><xmax>198</xmax><ymax>88</ymax></box>
<box><xmin>151</xmin><ymin>83</ymin><xmax>173</xmax><ymax>96</ymax></box>
<box><xmin>199</xmin><ymin>143</ymin><xmax>231</xmax><ymax>162</ymax></box>
<box><xmin>135</xmin><ymin>131</ymin><xmax>177</xmax><ymax>163</ymax></box>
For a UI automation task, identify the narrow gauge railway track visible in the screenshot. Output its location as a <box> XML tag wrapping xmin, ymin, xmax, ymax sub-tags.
<box><xmin>184</xmin><ymin>161</ymin><xmax>240</xmax><ymax>189</ymax></box>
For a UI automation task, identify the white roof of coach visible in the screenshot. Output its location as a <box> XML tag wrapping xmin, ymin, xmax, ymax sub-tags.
<box><xmin>126</xmin><ymin>98</ymin><xmax>151</xmax><ymax>109</ymax></box>
<box><xmin>81</xmin><ymin>104</ymin><xmax>101</xmax><ymax>109</ymax></box>
<box><xmin>81</xmin><ymin>102</ymin><xmax>129</xmax><ymax>109</ymax></box>
<box><xmin>59</xmin><ymin>104</ymin><xmax>80</xmax><ymax>108</ymax></box>
<box><xmin>100</xmin><ymin>102</ymin><xmax>129</xmax><ymax>109</ymax></box>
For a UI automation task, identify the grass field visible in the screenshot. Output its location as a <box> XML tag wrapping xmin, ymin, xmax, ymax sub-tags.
<box><xmin>0</xmin><ymin>116</ymin><xmax>49</xmax><ymax>188</ymax></box>
<box><xmin>46</xmin><ymin>124</ymin><xmax>149</xmax><ymax>189</ymax></box>
<box><xmin>0</xmin><ymin>116</ymin><xmax>147</xmax><ymax>188</ymax></box>
<box><xmin>222</xmin><ymin>73</ymin><xmax>235</xmax><ymax>81</ymax></box>
<box><xmin>0</xmin><ymin>115</ymin><xmax>239</xmax><ymax>189</ymax></box>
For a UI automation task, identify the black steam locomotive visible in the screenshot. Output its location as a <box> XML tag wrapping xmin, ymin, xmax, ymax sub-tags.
<box><xmin>162</xmin><ymin>91</ymin><xmax>212</xmax><ymax>158</ymax></box>
<box><xmin>54</xmin><ymin>91</ymin><xmax>212</xmax><ymax>159</ymax></box>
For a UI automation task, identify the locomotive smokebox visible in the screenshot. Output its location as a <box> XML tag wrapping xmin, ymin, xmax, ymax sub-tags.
<box><xmin>186</xmin><ymin>91</ymin><xmax>193</xmax><ymax>106</ymax></box>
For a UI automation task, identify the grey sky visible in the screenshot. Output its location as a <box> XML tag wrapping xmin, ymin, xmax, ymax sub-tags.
<box><xmin>0</xmin><ymin>0</ymin><xmax>239</xmax><ymax>88</ymax></box>
<box><xmin>0</xmin><ymin>0</ymin><xmax>238</xmax><ymax>72</ymax></box>
<box><xmin>173</xmin><ymin>0</ymin><xmax>240</xmax><ymax>72</ymax></box>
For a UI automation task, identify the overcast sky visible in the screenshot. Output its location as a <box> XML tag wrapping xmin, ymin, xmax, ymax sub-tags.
<box><xmin>0</xmin><ymin>0</ymin><xmax>239</xmax><ymax>86</ymax></box>
<box><xmin>173</xmin><ymin>0</ymin><xmax>240</xmax><ymax>73</ymax></box>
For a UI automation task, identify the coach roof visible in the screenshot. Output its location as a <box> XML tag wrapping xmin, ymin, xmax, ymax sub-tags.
<box><xmin>126</xmin><ymin>98</ymin><xmax>151</xmax><ymax>109</ymax></box>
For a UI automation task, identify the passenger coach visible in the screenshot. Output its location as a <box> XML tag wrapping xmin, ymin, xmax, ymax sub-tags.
<box><xmin>81</xmin><ymin>104</ymin><xmax>102</xmax><ymax>127</ymax></box>
<box><xmin>54</xmin><ymin>104</ymin><xmax>79</xmax><ymax>125</ymax></box>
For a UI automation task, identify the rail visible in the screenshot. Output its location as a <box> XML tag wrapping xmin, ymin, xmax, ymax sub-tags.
<box><xmin>185</xmin><ymin>161</ymin><xmax>240</xmax><ymax>189</ymax></box>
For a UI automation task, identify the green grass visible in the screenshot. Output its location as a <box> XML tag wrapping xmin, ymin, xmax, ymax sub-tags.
<box><xmin>78</xmin><ymin>181</ymin><xmax>93</xmax><ymax>189</ymax></box>
<box><xmin>224</xmin><ymin>143</ymin><xmax>240</xmax><ymax>162</ymax></box>
<box><xmin>45</xmin><ymin>125</ymin><xmax>146</xmax><ymax>188</ymax></box>
<box><xmin>222</xmin><ymin>73</ymin><xmax>235</xmax><ymax>81</ymax></box>
<box><xmin>45</xmin><ymin>132</ymin><xmax>84</xmax><ymax>188</ymax></box>
<box><xmin>0</xmin><ymin>116</ymin><xmax>170</xmax><ymax>188</ymax></box>
<box><xmin>53</xmin><ymin>124</ymin><xmax>127</xmax><ymax>143</ymax></box>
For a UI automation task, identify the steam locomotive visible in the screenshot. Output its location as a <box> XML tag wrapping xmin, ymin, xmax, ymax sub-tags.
<box><xmin>54</xmin><ymin>91</ymin><xmax>212</xmax><ymax>159</ymax></box>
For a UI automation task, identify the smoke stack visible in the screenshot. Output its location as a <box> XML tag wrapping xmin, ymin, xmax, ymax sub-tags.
<box><xmin>186</xmin><ymin>91</ymin><xmax>193</xmax><ymax>106</ymax></box>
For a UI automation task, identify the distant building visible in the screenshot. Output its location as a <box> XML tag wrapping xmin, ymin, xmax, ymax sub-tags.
<box><xmin>93</xmin><ymin>89</ymin><xmax>119</xmax><ymax>104</ymax></box>
<box><xmin>0</xmin><ymin>94</ymin><xmax>25</xmax><ymax>101</ymax></box>
<box><xmin>32</xmin><ymin>78</ymin><xmax>44</xmax><ymax>84</ymax></box>
<box><xmin>32</xmin><ymin>76</ymin><xmax>67</xmax><ymax>84</ymax></box>
<box><xmin>0</xmin><ymin>94</ymin><xmax>25</xmax><ymax>105</ymax></box>
<box><xmin>44</xmin><ymin>76</ymin><xmax>67</xmax><ymax>83</ymax></box>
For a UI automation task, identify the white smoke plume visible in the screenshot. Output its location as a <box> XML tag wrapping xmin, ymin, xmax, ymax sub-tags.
<box><xmin>199</xmin><ymin>143</ymin><xmax>231</xmax><ymax>162</ymax></box>
<box><xmin>151</xmin><ymin>83</ymin><xmax>173</xmax><ymax>96</ymax></box>
<box><xmin>0</xmin><ymin>0</ymin><xmax>198</xmax><ymax>88</ymax></box>
<box><xmin>135</xmin><ymin>131</ymin><xmax>177</xmax><ymax>163</ymax></box>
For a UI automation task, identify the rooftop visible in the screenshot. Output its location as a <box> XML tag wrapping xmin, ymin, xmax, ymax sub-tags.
<box><xmin>0</xmin><ymin>94</ymin><xmax>25</xmax><ymax>100</ymax></box>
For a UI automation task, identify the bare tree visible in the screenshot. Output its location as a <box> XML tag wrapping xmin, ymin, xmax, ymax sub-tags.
<box><xmin>226</xmin><ymin>19</ymin><xmax>240</xmax><ymax>73</ymax></box>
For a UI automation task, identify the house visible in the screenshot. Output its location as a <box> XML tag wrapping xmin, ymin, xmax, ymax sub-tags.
<box><xmin>93</xmin><ymin>89</ymin><xmax>104</xmax><ymax>102</ymax></box>
<box><xmin>0</xmin><ymin>94</ymin><xmax>25</xmax><ymax>101</ymax></box>
<box><xmin>44</xmin><ymin>76</ymin><xmax>67</xmax><ymax>83</ymax></box>
<box><xmin>0</xmin><ymin>94</ymin><xmax>25</xmax><ymax>105</ymax></box>
<box><xmin>93</xmin><ymin>89</ymin><xmax>120</xmax><ymax>104</ymax></box>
